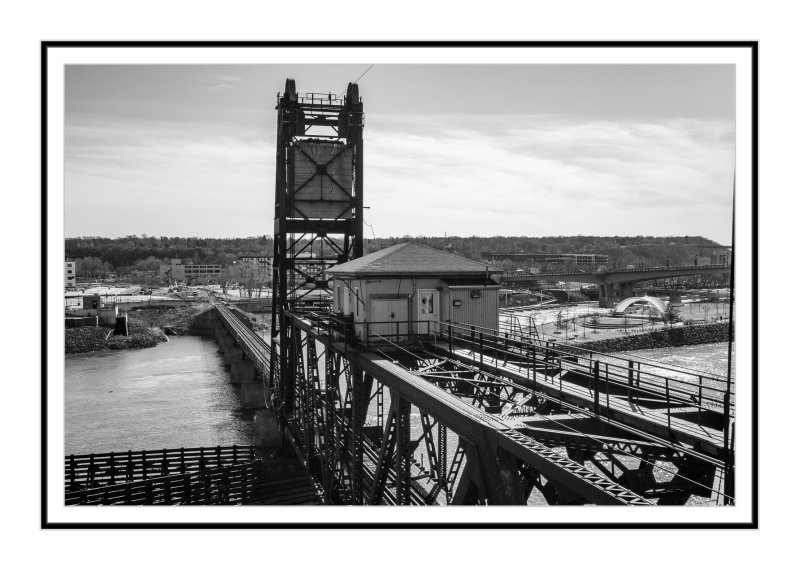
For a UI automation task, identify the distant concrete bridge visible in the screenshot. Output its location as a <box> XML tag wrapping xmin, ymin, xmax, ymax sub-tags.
<box><xmin>501</xmin><ymin>264</ymin><xmax>731</xmax><ymax>307</ymax></box>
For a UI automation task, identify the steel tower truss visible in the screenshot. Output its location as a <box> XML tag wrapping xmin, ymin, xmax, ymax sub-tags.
<box><xmin>271</xmin><ymin>79</ymin><xmax>364</xmax><ymax>430</ymax></box>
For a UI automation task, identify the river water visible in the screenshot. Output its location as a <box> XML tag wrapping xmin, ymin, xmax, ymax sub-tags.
<box><xmin>65</xmin><ymin>336</ymin><xmax>252</xmax><ymax>456</ymax></box>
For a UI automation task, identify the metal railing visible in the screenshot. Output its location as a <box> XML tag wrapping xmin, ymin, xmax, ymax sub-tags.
<box><xmin>211</xmin><ymin>294</ymin><xmax>271</xmax><ymax>372</ymax></box>
<box><xmin>301</xmin><ymin>311</ymin><xmax>438</xmax><ymax>346</ymax></box>
<box><xmin>286</xmin><ymin>304</ymin><xmax>734</xmax><ymax>433</ymax></box>
<box><xmin>502</xmin><ymin>263</ymin><xmax>731</xmax><ymax>279</ymax></box>
<box><xmin>438</xmin><ymin>320</ymin><xmax>734</xmax><ymax>436</ymax></box>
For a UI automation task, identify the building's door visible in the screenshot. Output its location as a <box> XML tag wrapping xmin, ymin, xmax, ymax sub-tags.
<box><xmin>369</xmin><ymin>298</ymin><xmax>409</xmax><ymax>342</ymax></box>
<box><xmin>416</xmin><ymin>289</ymin><xmax>440</xmax><ymax>335</ymax></box>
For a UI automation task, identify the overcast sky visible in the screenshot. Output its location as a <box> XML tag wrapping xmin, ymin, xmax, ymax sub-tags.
<box><xmin>64</xmin><ymin>64</ymin><xmax>735</xmax><ymax>243</ymax></box>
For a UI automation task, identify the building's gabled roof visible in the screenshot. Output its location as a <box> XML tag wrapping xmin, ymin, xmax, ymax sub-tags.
<box><xmin>328</xmin><ymin>243</ymin><xmax>502</xmax><ymax>278</ymax></box>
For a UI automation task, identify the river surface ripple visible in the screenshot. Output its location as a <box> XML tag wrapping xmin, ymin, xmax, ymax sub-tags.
<box><xmin>65</xmin><ymin>336</ymin><xmax>252</xmax><ymax>456</ymax></box>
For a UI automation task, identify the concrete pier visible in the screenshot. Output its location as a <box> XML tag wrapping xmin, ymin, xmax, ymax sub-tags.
<box><xmin>223</xmin><ymin>345</ymin><xmax>244</xmax><ymax>366</ymax></box>
<box><xmin>231</xmin><ymin>360</ymin><xmax>256</xmax><ymax>383</ymax></box>
<box><xmin>253</xmin><ymin>409</ymin><xmax>281</xmax><ymax>448</ymax></box>
<box><xmin>241</xmin><ymin>378</ymin><xmax>266</xmax><ymax>409</ymax></box>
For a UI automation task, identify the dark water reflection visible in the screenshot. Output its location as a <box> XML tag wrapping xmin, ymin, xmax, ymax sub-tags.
<box><xmin>65</xmin><ymin>336</ymin><xmax>253</xmax><ymax>456</ymax></box>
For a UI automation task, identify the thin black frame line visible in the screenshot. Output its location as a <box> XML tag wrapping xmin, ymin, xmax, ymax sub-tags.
<box><xmin>41</xmin><ymin>40</ymin><xmax>758</xmax><ymax>529</ymax></box>
<box><xmin>40</xmin><ymin>40</ymin><xmax>758</xmax><ymax>48</ymax></box>
<box><xmin>41</xmin><ymin>40</ymin><xmax>49</xmax><ymax>531</ymax></box>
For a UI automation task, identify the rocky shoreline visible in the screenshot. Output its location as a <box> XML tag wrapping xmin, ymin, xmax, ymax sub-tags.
<box><xmin>65</xmin><ymin>302</ymin><xmax>211</xmax><ymax>354</ymax></box>
<box><xmin>572</xmin><ymin>322</ymin><xmax>731</xmax><ymax>354</ymax></box>
<box><xmin>65</xmin><ymin>323</ymin><xmax>168</xmax><ymax>354</ymax></box>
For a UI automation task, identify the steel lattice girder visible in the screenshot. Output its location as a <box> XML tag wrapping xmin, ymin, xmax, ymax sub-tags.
<box><xmin>289</xmin><ymin>314</ymin><xmax>653</xmax><ymax>506</ymax></box>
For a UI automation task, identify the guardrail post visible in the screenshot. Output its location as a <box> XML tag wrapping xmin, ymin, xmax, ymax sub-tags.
<box><xmin>627</xmin><ymin>359</ymin><xmax>634</xmax><ymax>401</ymax></box>
<box><xmin>593</xmin><ymin>360</ymin><xmax>600</xmax><ymax>416</ymax></box>
<box><xmin>605</xmin><ymin>363</ymin><xmax>610</xmax><ymax>417</ymax></box>
<box><xmin>479</xmin><ymin>332</ymin><xmax>484</xmax><ymax>369</ymax></box>
<box><xmin>448</xmin><ymin>323</ymin><xmax>453</xmax><ymax>353</ymax></box>
<box><xmin>666</xmin><ymin>379</ymin><xmax>671</xmax><ymax>432</ymax></box>
<box><xmin>698</xmin><ymin>375</ymin><xmax>704</xmax><ymax>424</ymax></box>
<box><xmin>471</xmin><ymin>326</ymin><xmax>475</xmax><ymax>358</ymax></box>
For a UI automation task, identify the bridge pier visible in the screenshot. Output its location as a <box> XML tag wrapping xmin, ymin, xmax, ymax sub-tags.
<box><xmin>620</xmin><ymin>282</ymin><xmax>634</xmax><ymax>300</ymax></box>
<box><xmin>253</xmin><ymin>408</ymin><xmax>281</xmax><ymax>448</ymax></box>
<box><xmin>598</xmin><ymin>282</ymin><xmax>612</xmax><ymax>308</ymax></box>
<box><xmin>599</xmin><ymin>281</ymin><xmax>635</xmax><ymax>308</ymax></box>
<box><xmin>240</xmin><ymin>376</ymin><xmax>266</xmax><ymax>409</ymax></box>
<box><xmin>215</xmin><ymin>326</ymin><xmax>235</xmax><ymax>355</ymax></box>
<box><xmin>231</xmin><ymin>359</ymin><xmax>256</xmax><ymax>384</ymax></box>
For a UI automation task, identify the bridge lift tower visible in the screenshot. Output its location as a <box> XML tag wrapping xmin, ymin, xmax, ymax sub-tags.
<box><xmin>270</xmin><ymin>79</ymin><xmax>364</xmax><ymax>428</ymax></box>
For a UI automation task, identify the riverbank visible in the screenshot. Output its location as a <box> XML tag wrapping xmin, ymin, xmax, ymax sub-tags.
<box><xmin>572</xmin><ymin>322</ymin><xmax>731</xmax><ymax>354</ymax></box>
<box><xmin>127</xmin><ymin>302</ymin><xmax>212</xmax><ymax>335</ymax></box>
<box><xmin>65</xmin><ymin>323</ymin><xmax>168</xmax><ymax>354</ymax></box>
<box><xmin>65</xmin><ymin>302</ymin><xmax>212</xmax><ymax>354</ymax></box>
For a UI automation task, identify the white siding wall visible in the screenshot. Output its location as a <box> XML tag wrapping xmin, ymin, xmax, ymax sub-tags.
<box><xmin>332</xmin><ymin>276</ymin><xmax>499</xmax><ymax>341</ymax></box>
<box><xmin>444</xmin><ymin>286</ymin><xmax>499</xmax><ymax>333</ymax></box>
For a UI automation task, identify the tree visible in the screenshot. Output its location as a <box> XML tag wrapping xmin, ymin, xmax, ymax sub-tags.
<box><xmin>77</xmin><ymin>256</ymin><xmax>104</xmax><ymax>279</ymax></box>
<box><xmin>662</xmin><ymin>304</ymin><xmax>681</xmax><ymax>328</ymax></box>
<box><xmin>134</xmin><ymin>256</ymin><xmax>162</xmax><ymax>274</ymax></box>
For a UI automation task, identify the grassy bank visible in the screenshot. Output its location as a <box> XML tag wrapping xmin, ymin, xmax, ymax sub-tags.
<box><xmin>127</xmin><ymin>302</ymin><xmax>212</xmax><ymax>334</ymax></box>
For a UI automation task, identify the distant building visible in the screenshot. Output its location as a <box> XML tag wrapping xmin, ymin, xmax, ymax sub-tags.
<box><xmin>239</xmin><ymin>255</ymin><xmax>272</xmax><ymax>276</ymax></box>
<box><xmin>328</xmin><ymin>243</ymin><xmax>502</xmax><ymax>344</ymax></box>
<box><xmin>158</xmin><ymin>258</ymin><xmax>222</xmax><ymax>285</ymax></box>
<box><xmin>700</xmin><ymin>247</ymin><xmax>731</xmax><ymax>266</ymax></box>
<box><xmin>65</xmin><ymin>261</ymin><xmax>76</xmax><ymax>290</ymax></box>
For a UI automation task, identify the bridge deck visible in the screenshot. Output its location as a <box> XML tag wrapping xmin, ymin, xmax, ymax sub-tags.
<box><xmin>434</xmin><ymin>342</ymin><xmax>726</xmax><ymax>458</ymax></box>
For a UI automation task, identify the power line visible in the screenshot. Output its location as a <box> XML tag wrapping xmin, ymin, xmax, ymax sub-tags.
<box><xmin>339</xmin><ymin>64</ymin><xmax>374</xmax><ymax>96</ymax></box>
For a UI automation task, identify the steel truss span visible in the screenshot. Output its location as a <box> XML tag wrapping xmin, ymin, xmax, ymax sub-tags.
<box><xmin>265</xmin><ymin>311</ymin><xmax>732</xmax><ymax>506</ymax></box>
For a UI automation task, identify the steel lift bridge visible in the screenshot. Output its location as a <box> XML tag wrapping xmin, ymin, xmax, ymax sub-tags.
<box><xmin>268</xmin><ymin>80</ymin><xmax>735</xmax><ymax>506</ymax></box>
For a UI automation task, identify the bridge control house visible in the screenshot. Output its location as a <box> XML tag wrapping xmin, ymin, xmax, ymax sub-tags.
<box><xmin>328</xmin><ymin>243</ymin><xmax>502</xmax><ymax>343</ymax></box>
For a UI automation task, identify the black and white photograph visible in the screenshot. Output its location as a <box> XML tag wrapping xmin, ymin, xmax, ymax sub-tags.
<box><xmin>39</xmin><ymin>41</ymin><xmax>758</xmax><ymax>535</ymax></box>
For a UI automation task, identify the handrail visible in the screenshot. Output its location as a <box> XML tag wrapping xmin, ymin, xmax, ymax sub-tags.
<box><xmin>456</xmin><ymin>318</ymin><xmax>729</xmax><ymax>384</ymax></box>
<box><xmin>502</xmin><ymin>263</ymin><xmax>732</xmax><ymax>278</ymax></box>
<box><xmin>439</xmin><ymin>319</ymin><xmax>734</xmax><ymax>430</ymax></box>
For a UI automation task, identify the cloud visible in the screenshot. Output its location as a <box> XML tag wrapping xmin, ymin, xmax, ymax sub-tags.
<box><xmin>65</xmin><ymin>115</ymin><xmax>272</xmax><ymax>237</ymax></box>
<box><xmin>365</xmin><ymin>114</ymin><xmax>734</xmax><ymax>241</ymax></box>
<box><xmin>204</xmin><ymin>74</ymin><xmax>244</xmax><ymax>92</ymax></box>
<box><xmin>63</xmin><ymin>111</ymin><xmax>735</xmax><ymax>242</ymax></box>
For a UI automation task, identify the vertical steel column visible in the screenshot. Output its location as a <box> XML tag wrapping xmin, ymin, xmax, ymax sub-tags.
<box><xmin>351</xmin><ymin>367</ymin><xmax>365</xmax><ymax>504</ymax></box>
<box><xmin>438</xmin><ymin>422</ymin><xmax>447</xmax><ymax>501</ymax></box>
<box><xmin>347</xmin><ymin>82</ymin><xmax>364</xmax><ymax>260</ymax></box>
<box><xmin>394</xmin><ymin>395</ymin><xmax>412</xmax><ymax>505</ymax></box>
